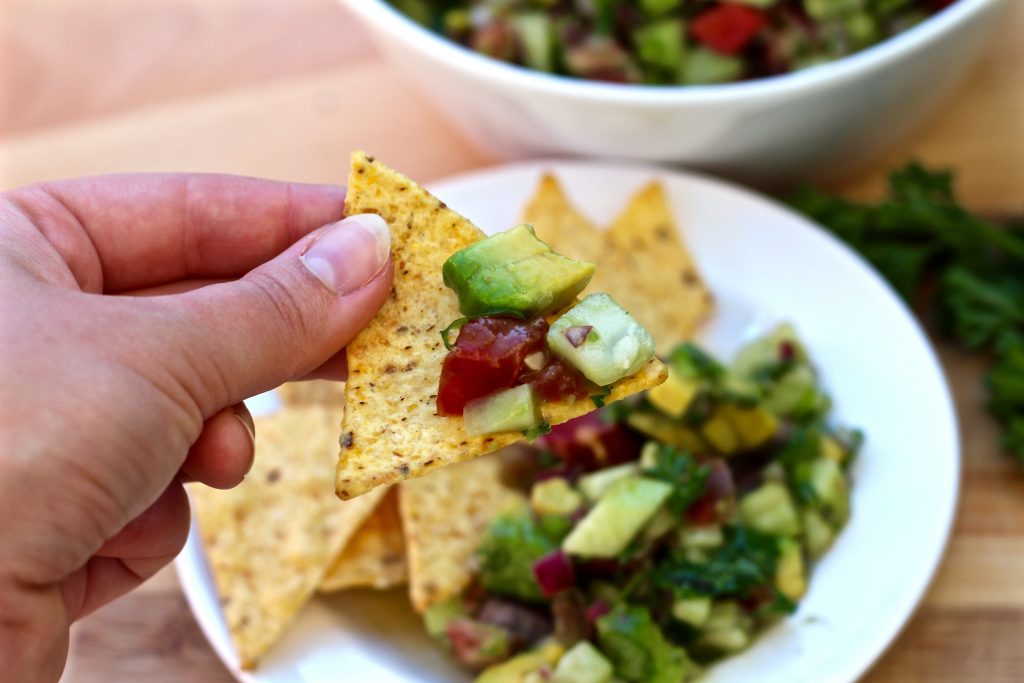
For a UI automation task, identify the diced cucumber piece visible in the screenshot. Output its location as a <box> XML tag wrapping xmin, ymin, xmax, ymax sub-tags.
<box><xmin>808</xmin><ymin>458</ymin><xmax>851</xmax><ymax>526</ymax></box>
<box><xmin>681</xmin><ymin>49</ymin><xmax>742</xmax><ymax>85</ymax></box>
<box><xmin>578</xmin><ymin>462</ymin><xmax>639</xmax><ymax>502</ymax></box>
<box><xmin>464</xmin><ymin>384</ymin><xmax>541</xmax><ymax>436</ymax></box>
<box><xmin>642</xmin><ymin>506</ymin><xmax>677</xmax><ymax>542</ymax></box>
<box><xmin>819</xmin><ymin>435</ymin><xmax>847</xmax><ymax>464</ymax></box>
<box><xmin>474</xmin><ymin>642</ymin><xmax>566</xmax><ymax>683</ymax></box>
<box><xmin>764</xmin><ymin>365</ymin><xmax>820</xmax><ymax>417</ymax></box>
<box><xmin>696</xmin><ymin>602</ymin><xmax>753</xmax><ymax>653</ymax></box>
<box><xmin>739</xmin><ymin>482</ymin><xmax>801</xmax><ymax>536</ymax></box>
<box><xmin>775</xmin><ymin>537</ymin><xmax>807</xmax><ymax>601</ymax></box>
<box><xmin>639</xmin><ymin>441</ymin><xmax>660</xmax><ymax>470</ymax></box>
<box><xmin>803</xmin><ymin>0</ymin><xmax>866</xmax><ymax>21</ymax></box>
<box><xmin>424</xmin><ymin>596</ymin><xmax>464</xmax><ymax>643</ymax></box>
<box><xmin>563</xmin><ymin>477</ymin><xmax>673</xmax><ymax>558</ymax></box>
<box><xmin>671</xmin><ymin>596</ymin><xmax>712</xmax><ymax>627</ymax></box>
<box><xmin>547</xmin><ymin>293</ymin><xmax>656</xmax><ymax>387</ymax></box>
<box><xmin>802</xmin><ymin>508</ymin><xmax>835</xmax><ymax>559</ymax></box>
<box><xmin>531</xmin><ymin>477</ymin><xmax>583</xmax><ymax>517</ymax></box>
<box><xmin>512</xmin><ymin>13</ymin><xmax>555</xmax><ymax>72</ymax></box>
<box><xmin>677</xmin><ymin>525</ymin><xmax>724</xmax><ymax>550</ymax></box>
<box><xmin>552</xmin><ymin>641</ymin><xmax>614</xmax><ymax>683</ymax></box>
<box><xmin>647</xmin><ymin>366</ymin><xmax>701</xmax><ymax>419</ymax></box>
<box><xmin>640</xmin><ymin>0</ymin><xmax>682</xmax><ymax>15</ymax></box>
<box><xmin>731</xmin><ymin>323</ymin><xmax>807</xmax><ymax>381</ymax></box>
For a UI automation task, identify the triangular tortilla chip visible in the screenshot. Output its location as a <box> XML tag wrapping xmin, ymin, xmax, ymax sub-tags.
<box><xmin>319</xmin><ymin>488</ymin><xmax>407</xmax><ymax>592</ymax></box>
<box><xmin>589</xmin><ymin>181</ymin><xmax>713</xmax><ymax>355</ymax></box>
<box><xmin>336</xmin><ymin>152</ymin><xmax>667</xmax><ymax>499</ymax></box>
<box><xmin>192</xmin><ymin>405</ymin><xmax>386</xmax><ymax>669</ymax></box>
<box><xmin>521</xmin><ymin>174</ymin><xmax>606</xmax><ymax>266</ymax></box>
<box><xmin>277</xmin><ymin>379</ymin><xmax>345</xmax><ymax>407</ymax></box>
<box><xmin>399</xmin><ymin>452</ymin><xmax>526</xmax><ymax>612</ymax></box>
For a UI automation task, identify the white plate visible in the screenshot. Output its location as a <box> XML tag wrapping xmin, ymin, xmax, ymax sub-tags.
<box><xmin>176</xmin><ymin>161</ymin><xmax>959</xmax><ymax>683</ymax></box>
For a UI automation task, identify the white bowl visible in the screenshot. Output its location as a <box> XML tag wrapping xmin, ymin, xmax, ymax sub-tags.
<box><xmin>342</xmin><ymin>0</ymin><xmax>1005</xmax><ymax>186</ymax></box>
<box><xmin>178</xmin><ymin>160</ymin><xmax>959</xmax><ymax>683</ymax></box>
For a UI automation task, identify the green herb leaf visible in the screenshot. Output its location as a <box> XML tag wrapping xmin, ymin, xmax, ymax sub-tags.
<box><xmin>640</xmin><ymin>445</ymin><xmax>708</xmax><ymax>516</ymax></box>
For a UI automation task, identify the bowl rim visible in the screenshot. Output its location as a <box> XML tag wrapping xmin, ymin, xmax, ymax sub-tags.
<box><xmin>342</xmin><ymin>0</ymin><xmax>1000</xmax><ymax>104</ymax></box>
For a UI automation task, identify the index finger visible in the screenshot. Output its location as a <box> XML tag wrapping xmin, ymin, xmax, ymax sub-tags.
<box><xmin>6</xmin><ymin>173</ymin><xmax>346</xmax><ymax>292</ymax></box>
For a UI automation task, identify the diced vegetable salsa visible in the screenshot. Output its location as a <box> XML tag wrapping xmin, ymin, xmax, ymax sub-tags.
<box><xmin>423</xmin><ymin>325</ymin><xmax>863</xmax><ymax>680</ymax></box>
<box><xmin>389</xmin><ymin>0</ymin><xmax>956</xmax><ymax>85</ymax></box>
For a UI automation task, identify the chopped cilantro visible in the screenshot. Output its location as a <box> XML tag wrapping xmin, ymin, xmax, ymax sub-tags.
<box><xmin>652</xmin><ymin>525</ymin><xmax>780</xmax><ymax>599</ymax></box>
<box><xmin>641</xmin><ymin>445</ymin><xmax>708</xmax><ymax>516</ymax></box>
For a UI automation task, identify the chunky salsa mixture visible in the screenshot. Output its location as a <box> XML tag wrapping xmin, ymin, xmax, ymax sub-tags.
<box><xmin>438</xmin><ymin>224</ymin><xmax>656</xmax><ymax>437</ymax></box>
<box><xmin>390</xmin><ymin>0</ymin><xmax>957</xmax><ymax>85</ymax></box>
<box><xmin>425</xmin><ymin>324</ymin><xmax>862</xmax><ymax>681</ymax></box>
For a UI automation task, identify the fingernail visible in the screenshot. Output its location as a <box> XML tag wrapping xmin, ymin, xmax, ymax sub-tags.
<box><xmin>232</xmin><ymin>403</ymin><xmax>256</xmax><ymax>474</ymax></box>
<box><xmin>300</xmin><ymin>214</ymin><xmax>391</xmax><ymax>295</ymax></box>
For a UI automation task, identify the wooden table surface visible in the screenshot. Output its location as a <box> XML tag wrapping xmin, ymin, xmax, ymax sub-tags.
<box><xmin>2</xmin><ymin>2</ymin><xmax>1022</xmax><ymax>681</ymax></box>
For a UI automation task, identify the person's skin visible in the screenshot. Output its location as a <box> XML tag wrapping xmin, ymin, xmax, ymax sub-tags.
<box><xmin>0</xmin><ymin>174</ymin><xmax>394</xmax><ymax>682</ymax></box>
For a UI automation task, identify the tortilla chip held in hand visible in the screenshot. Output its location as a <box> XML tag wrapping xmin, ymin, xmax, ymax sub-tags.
<box><xmin>192</xmin><ymin>405</ymin><xmax>386</xmax><ymax>669</ymax></box>
<box><xmin>336</xmin><ymin>152</ymin><xmax>667</xmax><ymax>499</ymax></box>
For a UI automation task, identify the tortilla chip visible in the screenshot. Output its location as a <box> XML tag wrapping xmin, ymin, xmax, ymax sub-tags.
<box><xmin>277</xmin><ymin>380</ymin><xmax>345</xmax><ymax>407</ymax></box>
<box><xmin>590</xmin><ymin>181</ymin><xmax>713</xmax><ymax>355</ymax></box>
<box><xmin>319</xmin><ymin>488</ymin><xmax>407</xmax><ymax>592</ymax></box>
<box><xmin>399</xmin><ymin>453</ymin><xmax>526</xmax><ymax>612</ymax></box>
<box><xmin>192</xmin><ymin>405</ymin><xmax>386</xmax><ymax>669</ymax></box>
<box><xmin>521</xmin><ymin>174</ymin><xmax>605</xmax><ymax>265</ymax></box>
<box><xmin>336</xmin><ymin>152</ymin><xmax>667</xmax><ymax>499</ymax></box>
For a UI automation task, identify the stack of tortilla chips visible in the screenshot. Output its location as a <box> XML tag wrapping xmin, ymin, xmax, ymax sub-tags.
<box><xmin>193</xmin><ymin>154</ymin><xmax>712</xmax><ymax>669</ymax></box>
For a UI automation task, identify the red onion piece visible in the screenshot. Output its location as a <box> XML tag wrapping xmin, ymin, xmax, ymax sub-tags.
<box><xmin>564</xmin><ymin>325</ymin><xmax>593</xmax><ymax>348</ymax></box>
<box><xmin>585</xmin><ymin>600</ymin><xmax>610</xmax><ymax>623</ymax></box>
<box><xmin>532</xmin><ymin>550</ymin><xmax>576</xmax><ymax>598</ymax></box>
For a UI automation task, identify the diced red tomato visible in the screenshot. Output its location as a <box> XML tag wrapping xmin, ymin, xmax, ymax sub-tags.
<box><xmin>691</xmin><ymin>3</ymin><xmax>766</xmax><ymax>56</ymax></box>
<box><xmin>539</xmin><ymin>412</ymin><xmax>645</xmax><ymax>471</ymax></box>
<box><xmin>437</xmin><ymin>317</ymin><xmax>548</xmax><ymax>416</ymax></box>
<box><xmin>521</xmin><ymin>356</ymin><xmax>590</xmax><ymax>403</ymax></box>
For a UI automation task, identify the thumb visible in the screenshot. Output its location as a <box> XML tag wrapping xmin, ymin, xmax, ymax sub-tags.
<box><xmin>167</xmin><ymin>213</ymin><xmax>393</xmax><ymax>412</ymax></box>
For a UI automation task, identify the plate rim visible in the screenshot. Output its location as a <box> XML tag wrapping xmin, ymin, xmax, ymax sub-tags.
<box><xmin>176</xmin><ymin>158</ymin><xmax>961</xmax><ymax>683</ymax></box>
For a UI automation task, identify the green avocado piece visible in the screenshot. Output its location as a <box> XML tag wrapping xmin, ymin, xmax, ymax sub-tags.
<box><xmin>477</xmin><ymin>512</ymin><xmax>558</xmax><ymax>602</ymax></box>
<box><xmin>548</xmin><ymin>293</ymin><xmax>656</xmax><ymax>386</ymax></box>
<box><xmin>463</xmin><ymin>384</ymin><xmax>541</xmax><ymax>437</ymax></box>
<box><xmin>443</xmin><ymin>224</ymin><xmax>595</xmax><ymax>318</ymax></box>
<box><xmin>739</xmin><ymin>481</ymin><xmax>802</xmax><ymax>537</ymax></box>
<box><xmin>596</xmin><ymin>605</ymin><xmax>691</xmax><ymax>683</ymax></box>
<box><xmin>563</xmin><ymin>476</ymin><xmax>672</xmax><ymax>558</ymax></box>
<box><xmin>553</xmin><ymin>641</ymin><xmax>614</xmax><ymax>683</ymax></box>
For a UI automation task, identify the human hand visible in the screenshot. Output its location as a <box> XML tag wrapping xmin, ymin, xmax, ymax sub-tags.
<box><xmin>0</xmin><ymin>174</ymin><xmax>393</xmax><ymax>681</ymax></box>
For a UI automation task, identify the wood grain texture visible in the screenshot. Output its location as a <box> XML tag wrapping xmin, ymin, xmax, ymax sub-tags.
<box><xmin>1</xmin><ymin>1</ymin><xmax>1018</xmax><ymax>681</ymax></box>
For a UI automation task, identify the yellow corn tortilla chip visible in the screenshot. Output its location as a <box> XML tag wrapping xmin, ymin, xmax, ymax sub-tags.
<box><xmin>521</xmin><ymin>174</ymin><xmax>606</xmax><ymax>266</ymax></box>
<box><xmin>336</xmin><ymin>152</ymin><xmax>667</xmax><ymax>499</ymax></box>
<box><xmin>319</xmin><ymin>488</ymin><xmax>407</xmax><ymax>592</ymax></box>
<box><xmin>192</xmin><ymin>405</ymin><xmax>386</xmax><ymax>669</ymax></box>
<box><xmin>590</xmin><ymin>181</ymin><xmax>713</xmax><ymax>354</ymax></box>
<box><xmin>399</xmin><ymin>452</ymin><xmax>526</xmax><ymax>612</ymax></box>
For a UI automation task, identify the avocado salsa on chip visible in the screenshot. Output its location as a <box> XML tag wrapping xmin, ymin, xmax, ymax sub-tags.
<box><xmin>423</xmin><ymin>324</ymin><xmax>862</xmax><ymax>681</ymax></box>
<box><xmin>390</xmin><ymin>0</ymin><xmax>956</xmax><ymax>86</ymax></box>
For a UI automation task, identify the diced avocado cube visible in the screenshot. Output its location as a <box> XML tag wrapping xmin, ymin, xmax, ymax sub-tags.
<box><xmin>423</xmin><ymin>596</ymin><xmax>465</xmax><ymax>643</ymax></box>
<box><xmin>739</xmin><ymin>482</ymin><xmax>801</xmax><ymax>537</ymax></box>
<box><xmin>642</xmin><ymin>506</ymin><xmax>677</xmax><ymax>542</ymax></box>
<box><xmin>563</xmin><ymin>477</ymin><xmax>672</xmax><ymax>558</ymax></box>
<box><xmin>477</xmin><ymin>512</ymin><xmax>558</xmax><ymax>602</ymax></box>
<box><xmin>774</xmin><ymin>537</ymin><xmax>807</xmax><ymax>601</ymax></box>
<box><xmin>718</xmin><ymin>404</ymin><xmax>779</xmax><ymax>449</ymax></box>
<box><xmin>647</xmin><ymin>366</ymin><xmax>701</xmax><ymax>418</ymax></box>
<box><xmin>474</xmin><ymin>642</ymin><xmax>566</xmax><ymax>683</ymax></box>
<box><xmin>578</xmin><ymin>462</ymin><xmax>639</xmax><ymax>502</ymax></box>
<box><xmin>547</xmin><ymin>293</ymin><xmax>656</xmax><ymax>387</ymax></box>
<box><xmin>634</xmin><ymin>19</ymin><xmax>686</xmax><ymax>72</ymax></box>
<box><xmin>763</xmin><ymin>365</ymin><xmax>820</xmax><ymax>417</ymax></box>
<box><xmin>701</xmin><ymin>412</ymin><xmax>740</xmax><ymax>454</ymax></box>
<box><xmin>627</xmin><ymin>412</ymin><xmax>707</xmax><ymax>452</ymax></box>
<box><xmin>464</xmin><ymin>384</ymin><xmax>541</xmax><ymax>436</ymax></box>
<box><xmin>553</xmin><ymin>641</ymin><xmax>614</xmax><ymax>683</ymax></box>
<box><xmin>802</xmin><ymin>508</ymin><xmax>835</xmax><ymax>559</ymax></box>
<box><xmin>671</xmin><ymin>597</ymin><xmax>712</xmax><ymax>627</ymax></box>
<box><xmin>443</xmin><ymin>224</ymin><xmax>595</xmax><ymax>318</ymax></box>
<box><xmin>808</xmin><ymin>458</ymin><xmax>851</xmax><ymax>526</ymax></box>
<box><xmin>681</xmin><ymin>49</ymin><xmax>743</xmax><ymax>85</ymax></box>
<box><xmin>596</xmin><ymin>605</ymin><xmax>691</xmax><ymax>683</ymax></box>
<box><xmin>640</xmin><ymin>0</ymin><xmax>682</xmax><ymax>15</ymax></box>
<box><xmin>531</xmin><ymin>477</ymin><xmax>583</xmax><ymax>516</ymax></box>
<box><xmin>803</xmin><ymin>0</ymin><xmax>865</xmax><ymax>21</ymax></box>
<box><xmin>731</xmin><ymin>323</ymin><xmax>807</xmax><ymax>380</ymax></box>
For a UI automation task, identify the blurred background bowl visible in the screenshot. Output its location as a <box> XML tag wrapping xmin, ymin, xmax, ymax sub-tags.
<box><xmin>342</xmin><ymin>0</ymin><xmax>1006</xmax><ymax>187</ymax></box>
